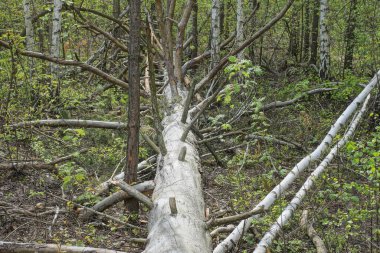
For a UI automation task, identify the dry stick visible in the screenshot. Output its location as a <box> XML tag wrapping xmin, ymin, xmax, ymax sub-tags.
<box><xmin>253</xmin><ymin>94</ymin><xmax>371</xmax><ymax>253</ymax></box>
<box><xmin>261</xmin><ymin>88</ymin><xmax>337</xmax><ymax>111</ymax></box>
<box><xmin>8</xmin><ymin>119</ymin><xmax>127</xmax><ymax>130</ymax></box>
<box><xmin>0</xmin><ymin>241</ymin><xmax>126</xmax><ymax>253</ymax></box>
<box><xmin>194</xmin><ymin>0</ymin><xmax>295</xmax><ymax>93</ymax></box>
<box><xmin>300</xmin><ymin>210</ymin><xmax>328</xmax><ymax>253</ymax></box>
<box><xmin>191</xmin><ymin>126</ymin><xmax>225</xmax><ymax>169</ymax></box>
<box><xmin>146</xmin><ymin>18</ymin><xmax>167</xmax><ymax>155</ymax></box>
<box><xmin>0</xmin><ymin>40</ymin><xmax>129</xmax><ymax>90</ymax></box>
<box><xmin>96</xmin><ymin>156</ymin><xmax>157</xmax><ymax>195</ymax></box>
<box><xmin>112</xmin><ymin>180</ymin><xmax>154</xmax><ymax>209</ymax></box>
<box><xmin>141</xmin><ymin>133</ymin><xmax>161</xmax><ymax>154</ymax></box>
<box><xmin>181</xmin><ymin>78</ymin><xmax>227</xmax><ymax>141</ymax></box>
<box><xmin>45</xmin><ymin>192</ymin><xmax>141</xmax><ymax>230</ymax></box>
<box><xmin>198</xmin><ymin>127</ymin><xmax>250</xmax><ymax>144</ymax></box>
<box><xmin>82</xmin><ymin>180</ymin><xmax>155</xmax><ymax>220</ymax></box>
<box><xmin>72</xmin><ymin>8</ymin><xmax>129</xmax><ymax>52</ymax></box>
<box><xmin>0</xmin><ymin>148</ymin><xmax>88</xmax><ymax>170</ymax></box>
<box><xmin>174</xmin><ymin>0</ymin><xmax>194</xmax><ymax>84</ymax></box>
<box><xmin>210</xmin><ymin>225</ymin><xmax>236</xmax><ymax>238</ymax></box>
<box><xmin>181</xmin><ymin>79</ymin><xmax>197</xmax><ymax>123</ymax></box>
<box><xmin>207</xmin><ymin>206</ymin><xmax>264</xmax><ymax>227</ymax></box>
<box><xmin>214</xmin><ymin>71</ymin><xmax>380</xmax><ymax>253</ymax></box>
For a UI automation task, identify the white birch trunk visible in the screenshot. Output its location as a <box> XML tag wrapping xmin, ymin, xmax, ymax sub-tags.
<box><xmin>254</xmin><ymin>94</ymin><xmax>371</xmax><ymax>253</ymax></box>
<box><xmin>319</xmin><ymin>0</ymin><xmax>330</xmax><ymax>79</ymax></box>
<box><xmin>213</xmin><ymin>70</ymin><xmax>380</xmax><ymax>253</ymax></box>
<box><xmin>23</xmin><ymin>0</ymin><xmax>35</xmax><ymax>76</ymax></box>
<box><xmin>210</xmin><ymin>0</ymin><xmax>221</xmax><ymax>69</ymax></box>
<box><xmin>143</xmin><ymin>87</ymin><xmax>211</xmax><ymax>252</ymax></box>
<box><xmin>236</xmin><ymin>0</ymin><xmax>244</xmax><ymax>59</ymax></box>
<box><xmin>51</xmin><ymin>0</ymin><xmax>62</xmax><ymax>86</ymax></box>
<box><xmin>23</xmin><ymin>0</ymin><xmax>34</xmax><ymax>51</ymax></box>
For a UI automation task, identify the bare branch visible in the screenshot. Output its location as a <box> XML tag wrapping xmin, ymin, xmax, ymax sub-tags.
<box><xmin>0</xmin><ymin>241</ymin><xmax>126</xmax><ymax>253</ymax></box>
<box><xmin>112</xmin><ymin>180</ymin><xmax>154</xmax><ymax>209</ymax></box>
<box><xmin>0</xmin><ymin>40</ymin><xmax>129</xmax><ymax>90</ymax></box>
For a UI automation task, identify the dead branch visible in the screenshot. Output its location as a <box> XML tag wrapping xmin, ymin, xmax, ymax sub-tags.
<box><xmin>300</xmin><ymin>210</ymin><xmax>328</xmax><ymax>253</ymax></box>
<box><xmin>0</xmin><ymin>40</ymin><xmax>129</xmax><ymax>90</ymax></box>
<box><xmin>262</xmin><ymin>88</ymin><xmax>337</xmax><ymax>111</ymax></box>
<box><xmin>207</xmin><ymin>206</ymin><xmax>264</xmax><ymax>227</ymax></box>
<box><xmin>112</xmin><ymin>180</ymin><xmax>154</xmax><ymax>209</ymax></box>
<box><xmin>81</xmin><ymin>180</ymin><xmax>155</xmax><ymax>221</ymax></box>
<box><xmin>210</xmin><ymin>225</ymin><xmax>235</xmax><ymax>238</ymax></box>
<box><xmin>7</xmin><ymin>119</ymin><xmax>127</xmax><ymax>130</ymax></box>
<box><xmin>0</xmin><ymin>149</ymin><xmax>88</xmax><ymax>170</ymax></box>
<box><xmin>0</xmin><ymin>241</ymin><xmax>126</xmax><ymax>253</ymax></box>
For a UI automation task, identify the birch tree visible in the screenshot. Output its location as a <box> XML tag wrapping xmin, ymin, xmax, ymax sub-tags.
<box><xmin>23</xmin><ymin>0</ymin><xmax>35</xmax><ymax>77</ymax></box>
<box><xmin>236</xmin><ymin>0</ymin><xmax>244</xmax><ymax>59</ymax></box>
<box><xmin>319</xmin><ymin>0</ymin><xmax>330</xmax><ymax>79</ymax></box>
<box><xmin>51</xmin><ymin>0</ymin><xmax>63</xmax><ymax>97</ymax></box>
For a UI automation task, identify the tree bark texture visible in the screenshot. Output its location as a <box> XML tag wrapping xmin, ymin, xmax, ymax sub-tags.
<box><xmin>319</xmin><ymin>0</ymin><xmax>330</xmax><ymax>79</ymax></box>
<box><xmin>343</xmin><ymin>0</ymin><xmax>357</xmax><ymax>71</ymax></box>
<box><xmin>310</xmin><ymin>0</ymin><xmax>319</xmax><ymax>65</ymax></box>
<box><xmin>143</xmin><ymin>86</ymin><xmax>212</xmax><ymax>253</ymax></box>
<box><xmin>125</xmin><ymin>0</ymin><xmax>141</xmax><ymax>212</ymax></box>
<box><xmin>210</xmin><ymin>0</ymin><xmax>221</xmax><ymax>69</ymax></box>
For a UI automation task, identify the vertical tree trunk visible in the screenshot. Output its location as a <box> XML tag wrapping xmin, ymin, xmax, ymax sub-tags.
<box><xmin>23</xmin><ymin>0</ymin><xmax>34</xmax><ymax>51</ymax></box>
<box><xmin>210</xmin><ymin>0</ymin><xmax>221</xmax><ymax>69</ymax></box>
<box><xmin>51</xmin><ymin>0</ymin><xmax>62</xmax><ymax>97</ymax></box>
<box><xmin>248</xmin><ymin>0</ymin><xmax>258</xmax><ymax>62</ymax></box>
<box><xmin>319</xmin><ymin>0</ymin><xmax>330</xmax><ymax>79</ymax></box>
<box><xmin>190</xmin><ymin>0</ymin><xmax>198</xmax><ymax>61</ymax></box>
<box><xmin>23</xmin><ymin>0</ymin><xmax>35</xmax><ymax>77</ymax></box>
<box><xmin>309</xmin><ymin>0</ymin><xmax>319</xmax><ymax>65</ymax></box>
<box><xmin>113</xmin><ymin>0</ymin><xmax>121</xmax><ymax>37</ymax></box>
<box><xmin>236</xmin><ymin>0</ymin><xmax>244</xmax><ymax>59</ymax></box>
<box><xmin>125</xmin><ymin>0</ymin><xmax>141</xmax><ymax>212</ymax></box>
<box><xmin>303</xmin><ymin>0</ymin><xmax>310</xmax><ymax>61</ymax></box>
<box><xmin>343</xmin><ymin>0</ymin><xmax>357</xmax><ymax>72</ymax></box>
<box><xmin>288</xmin><ymin>7</ymin><xmax>300</xmax><ymax>61</ymax></box>
<box><xmin>113</xmin><ymin>0</ymin><xmax>121</xmax><ymax>18</ymax></box>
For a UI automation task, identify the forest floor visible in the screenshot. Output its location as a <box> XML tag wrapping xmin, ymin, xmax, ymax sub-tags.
<box><xmin>1</xmin><ymin>70</ymin><xmax>378</xmax><ymax>252</ymax></box>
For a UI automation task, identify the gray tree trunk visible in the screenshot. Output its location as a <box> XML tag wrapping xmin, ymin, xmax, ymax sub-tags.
<box><xmin>319</xmin><ymin>0</ymin><xmax>330</xmax><ymax>79</ymax></box>
<box><xmin>236</xmin><ymin>0</ymin><xmax>244</xmax><ymax>59</ymax></box>
<box><xmin>23</xmin><ymin>0</ymin><xmax>35</xmax><ymax>77</ymax></box>
<box><xmin>210</xmin><ymin>0</ymin><xmax>221</xmax><ymax>69</ymax></box>
<box><xmin>51</xmin><ymin>0</ymin><xmax>62</xmax><ymax>96</ymax></box>
<box><xmin>143</xmin><ymin>87</ymin><xmax>212</xmax><ymax>253</ymax></box>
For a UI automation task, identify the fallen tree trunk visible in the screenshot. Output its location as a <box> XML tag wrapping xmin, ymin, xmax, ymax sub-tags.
<box><xmin>253</xmin><ymin>94</ymin><xmax>371</xmax><ymax>253</ymax></box>
<box><xmin>7</xmin><ymin>119</ymin><xmax>127</xmax><ymax>130</ymax></box>
<box><xmin>143</xmin><ymin>86</ymin><xmax>212</xmax><ymax>252</ymax></box>
<box><xmin>214</xmin><ymin>71</ymin><xmax>380</xmax><ymax>253</ymax></box>
<box><xmin>0</xmin><ymin>241</ymin><xmax>126</xmax><ymax>253</ymax></box>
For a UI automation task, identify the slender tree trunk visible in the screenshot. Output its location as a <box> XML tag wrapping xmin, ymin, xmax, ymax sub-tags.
<box><xmin>23</xmin><ymin>0</ymin><xmax>34</xmax><ymax>52</ymax></box>
<box><xmin>190</xmin><ymin>0</ymin><xmax>198</xmax><ymax>61</ymax></box>
<box><xmin>51</xmin><ymin>0</ymin><xmax>62</xmax><ymax>97</ymax></box>
<box><xmin>343</xmin><ymin>0</ymin><xmax>357</xmax><ymax>72</ymax></box>
<box><xmin>303</xmin><ymin>0</ymin><xmax>311</xmax><ymax>61</ymax></box>
<box><xmin>210</xmin><ymin>0</ymin><xmax>221</xmax><ymax>69</ymax></box>
<box><xmin>319</xmin><ymin>0</ymin><xmax>330</xmax><ymax>79</ymax></box>
<box><xmin>309</xmin><ymin>0</ymin><xmax>319</xmax><ymax>65</ymax></box>
<box><xmin>125</xmin><ymin>0</ymin><xmax>141</xmax><ymax>212</ymax></box>
<box><xmin>23</xmin><ymin>0</ymin><xmax>35</xmax><ymax>77</ymax></box>
<box><xmin>236</xmin><ymin>0</ymin><xmax>244</xmax><ymax>59</ymax></box>
<box><xmin>113</xmin><ymin>0</ymin><xmax>121</xmax><ymax>37</ymax></box>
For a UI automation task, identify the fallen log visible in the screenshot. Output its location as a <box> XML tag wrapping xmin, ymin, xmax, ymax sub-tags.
<box><xmin>214</xmin><ymin>71</ymin><xmax>380</xmax><ymax>253</ymax></box>
<box><xmin>253</xmin><ymin>94</ymin><xmax>370</xmax><ymax>253</ymax></box>
<box><xmin>0</xmin><ymin>241</ymin><xmax>125</xmax><ymax>253</ymax></box>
